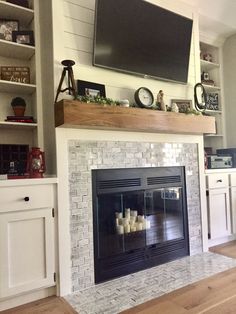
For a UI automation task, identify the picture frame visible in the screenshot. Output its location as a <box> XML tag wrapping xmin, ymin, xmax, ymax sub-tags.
<box><xmin>12</xmin><ymin>30</ymin><xmax>34</xmax><ymax>46</ymax></box>
<box><xmin>0</xmin><ymin>19</ymin><xmax>19</xmax><ymax>41</ymax></box>
<box><xmin>77</xmin><ymin>80</ymin><xmax>106</xmax><ymax>97</ymax></box>
<box><xmin>171</xmin><ymin>99</ymin><xmax>192</xmax><ymax>113</ymax></box>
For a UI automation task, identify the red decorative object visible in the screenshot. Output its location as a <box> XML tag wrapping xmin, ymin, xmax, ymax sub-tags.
<box><xmin>26</xmin><ymin>147</ymin><xmax>46</xmax><ymax>178</ymax></box>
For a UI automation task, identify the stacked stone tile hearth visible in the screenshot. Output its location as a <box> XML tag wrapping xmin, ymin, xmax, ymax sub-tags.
<box><xmin>68</xmin><ymin>141</ymin><xmax>202</xmax><ymax>292</ymax></box>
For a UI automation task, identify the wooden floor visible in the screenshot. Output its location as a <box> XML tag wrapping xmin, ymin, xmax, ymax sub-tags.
<box><xmin>121</xmin><ymin>240</ymin><xmax>236</xmax><ymax>314</ymax></box>
<box><xmin>1</xmin><ymin>296</ymin><xmax>77</xmax><ymax>314</ymax></box>
<box><xmin>2</xmin><ymin>241</ymin><xmax>236</xmax><ymax>314</ymax></box>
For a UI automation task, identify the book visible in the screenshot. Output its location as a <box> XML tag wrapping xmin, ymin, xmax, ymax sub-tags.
<box><xmin>6</xmin><ymin>115</ymin><xmax>34</xmax><ymax>120</ymax></box>
<box><xmin>5</xmin><ymin>115</ymin><xmax>35</xmax><ymax>123</ymax></box>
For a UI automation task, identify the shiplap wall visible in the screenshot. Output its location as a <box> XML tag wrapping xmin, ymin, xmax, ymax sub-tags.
<box><xmin>53</xmin><ymin>0</ymin><xmax>200</xmax><ymax>106</ymax></box>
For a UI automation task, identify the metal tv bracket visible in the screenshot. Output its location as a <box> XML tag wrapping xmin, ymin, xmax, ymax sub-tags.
<box><xmin>54</xmin><ymin>59</ymin><xmax>77</xmax><ymax>103</ymax></box>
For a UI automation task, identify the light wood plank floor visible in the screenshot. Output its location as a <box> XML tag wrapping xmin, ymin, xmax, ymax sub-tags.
<box><xmin>121</xmin><ymin>241</ymin><xmax>236</xmax><ymax>314</ymax></box>
<box><xmin>2</xmin><ymin>241</ymin><xmax>236</xmax><ymax>314</ymax></box>
<box><xmin>1</xmin><ymin>296</ymin><xmax>77</xmax><ymax>314</ymax></box>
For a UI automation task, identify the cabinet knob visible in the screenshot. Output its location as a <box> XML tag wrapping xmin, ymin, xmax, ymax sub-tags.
<box><xmin>217</xmin><ymin>179</ymin><xmax>222</xmax><ymax>183</ymax></box>
<box><xmin>24</xmin><ymin>196</ymin><xmax>30</xmax><ymax>202</ymax></box>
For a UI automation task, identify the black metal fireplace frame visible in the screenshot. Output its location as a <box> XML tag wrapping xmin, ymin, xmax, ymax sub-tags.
<box><xmin>92</xmin><ymin>166</ymin><xmax>189</xmax><ymax>283</ymax></box>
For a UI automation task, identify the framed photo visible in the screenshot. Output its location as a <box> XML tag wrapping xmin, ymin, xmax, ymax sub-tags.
<box><xmin>0</xmin><ymin>19</ymin><xmax>19</xmax><ymax>41</ymax></box>
<box><xmin>12</xmin><ymin>30</ymin><xmax>34</xmax><ymax>46</ymax></box>
<box><xmin>77</xmin><ymin>80</ymin><xmax>106</xmax><ymax>97</ymax></box>
<box><xmin>171</xmin><ymin>99</ymin><xmax>192</xmax><ymax>113</ymax></box>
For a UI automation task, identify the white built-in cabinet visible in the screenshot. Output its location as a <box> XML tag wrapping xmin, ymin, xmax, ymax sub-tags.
<box><xmin>206</xmin><ymin>173</ymin><xmax>231</xmax><ymax>240</ymax></box>
<box><xmin>230</xmin><ymin>174</ymin><xmax>236</xmax><ymax>234</ymax></box>
<box><xmin>200</xmin><ymin>39</ymin><xmax>225</xmax><ymax>154</ymax></box>
<box><xmin>0</xmin><ymin>0</ymin><xmax>42</xmax><ymax>147</ymax></box>
<box><xmin>0</xmin><ymin>179</ymin><xmax>57</xmax><ymax>301</ymax></box>
<box><xmin>0</xmin><ymin>0</ymin><xmax>55</xmax><ymax>174</ymax></box>
<box><xmin>206</xmin><ymin>171</ymin><xmax>236</xmax><ymax>245</ymax></box>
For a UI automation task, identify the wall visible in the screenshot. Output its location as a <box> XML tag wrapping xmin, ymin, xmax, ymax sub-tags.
<box><xmin>223</xmin><ymin>34</ymin><xmax>236</xmax><ymax>148</ymax></box>
<box><xmin>52</xmin><ymin>0</ymin><xmax>200</xmax><ymax>107</ymax></box>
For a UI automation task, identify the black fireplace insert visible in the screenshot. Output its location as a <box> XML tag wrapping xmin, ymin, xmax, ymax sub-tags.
<box><xmin>92</xmin><ymin>166</ymin><xmax>189</xmax><ymax>283</ymax></box>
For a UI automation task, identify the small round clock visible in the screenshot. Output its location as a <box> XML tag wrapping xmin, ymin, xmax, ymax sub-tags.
<box><xmin>134</xmin><ymin>87</ymin><xmax>154</xmax><ymax>108</ymax></box>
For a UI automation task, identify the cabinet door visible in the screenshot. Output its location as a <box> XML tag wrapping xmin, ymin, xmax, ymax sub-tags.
<box><xmin>0</xmin><ymin>208</ymin><xmax>55</xmax><ymax>299</ymax></box>
<box><xmin>230</xmin><ymin>187</ymin><xmax>236</xmax><ymax>234</ymax></box>
<box><xmin>208</xmin><ymin>188</ymin><xmax>231</xmax><ymax>239</ymax></box>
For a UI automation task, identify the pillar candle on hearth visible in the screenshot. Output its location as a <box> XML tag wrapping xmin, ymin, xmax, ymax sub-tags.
<box><xmin>116</xmin><ymin>225</ymin><xmax>124</xmax><ymax>234</ymax></box>
<box><xmin>124</xmin><ymin>224</ymin><xmax>130</xmax><ymax>233</ymax></box>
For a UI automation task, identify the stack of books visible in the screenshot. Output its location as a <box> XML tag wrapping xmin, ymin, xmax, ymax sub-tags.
<box><xmin>5</xmin><ymin>116</ymin><xmax>34</xmax><ymax>123</ymax></box>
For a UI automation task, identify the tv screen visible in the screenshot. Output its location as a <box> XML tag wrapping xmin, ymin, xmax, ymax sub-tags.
<box><xmin>93</xmin><ymin>0</ymin><xmax>193</xmax><ymax>83</ymax></box>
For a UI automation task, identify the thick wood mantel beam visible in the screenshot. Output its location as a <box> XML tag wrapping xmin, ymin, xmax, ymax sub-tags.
<box><xmin>55</xmin><ymin>100</ymin><xmax>216</xmax><ymax>135</ymax></box>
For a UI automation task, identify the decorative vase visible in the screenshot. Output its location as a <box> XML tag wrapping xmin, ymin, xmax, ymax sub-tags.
<box><xmin>13</xmin><ymin>106</ymin><xmax>25</xmax><ymax>116</ymax></box>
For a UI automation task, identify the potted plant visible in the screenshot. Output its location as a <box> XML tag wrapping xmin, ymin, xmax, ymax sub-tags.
<box><xmin>11</xmin><ymin>97</ymin><xmax>26</xmax><ymax>116</ymax></box>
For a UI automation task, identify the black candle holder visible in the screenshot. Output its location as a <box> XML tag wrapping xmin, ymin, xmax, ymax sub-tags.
<box><xmin>54</xmin><ymin>59</ymin><xmax>77</xmax><ymax>103</ymax></box>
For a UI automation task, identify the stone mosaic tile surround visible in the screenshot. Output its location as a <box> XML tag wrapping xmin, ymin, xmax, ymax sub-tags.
<box><xmin>68</xmin><ymin>140</ymin><xmax>202</xmax><ymax>292</ymax></box>
<box><xmin>65</xmin><ymin>252</ymin><xmax>236</xmax><ymax>314</ymax></box>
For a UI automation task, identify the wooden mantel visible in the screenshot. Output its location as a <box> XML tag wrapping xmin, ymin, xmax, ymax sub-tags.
<box><xmin>55</xmin><ymin>99</ymin><xmax>216</xmax><ymax>135</ymax></box>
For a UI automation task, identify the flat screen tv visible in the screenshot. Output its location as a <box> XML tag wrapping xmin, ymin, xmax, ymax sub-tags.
<box><xmin>93</xmin><ymin>0</ymin><xmax>193</xmax><ymax>84</ymax></box>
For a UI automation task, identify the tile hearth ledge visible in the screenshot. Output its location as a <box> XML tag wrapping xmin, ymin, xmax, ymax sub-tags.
<box><xmin>54</xmin><ymin>99</ymin><xmax>216</xmax><ymax>135</ymax></box>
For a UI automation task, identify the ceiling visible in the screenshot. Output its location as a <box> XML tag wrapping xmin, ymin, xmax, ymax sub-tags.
<box><xmin>180</xmin><ymin>0</ymin><xmax>236</xmax><ymax>39</ymax></box>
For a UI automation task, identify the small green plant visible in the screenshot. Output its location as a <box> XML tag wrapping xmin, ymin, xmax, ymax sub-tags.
<box><xmin>77</xmin><ymin>95</ymin><xmax>118</xmax><ymax>106</ymax></box>
<box><xmin>184</xmin><ymin>108</ymin><xmax>202</xmax><ymax>115</ymax></box>
<box><xmin>11</xmin><ymin>97</ymin><xmax>26</xmax><ymax>107</ymax></box>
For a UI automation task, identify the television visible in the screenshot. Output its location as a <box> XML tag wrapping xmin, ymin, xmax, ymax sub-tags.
<box><xmin>93</xmin><ymin>0</ymin><xmax>193</xmax><ymax>84</ymax></box>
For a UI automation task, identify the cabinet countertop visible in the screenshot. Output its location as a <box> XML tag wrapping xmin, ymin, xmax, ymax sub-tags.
<box><xmin>0</xmin><ymin>177</ymin><xmax>58</xmax><ymax>187</ymax></box>
<box><xmin>205</xmin><ymin>169</ymin><xmax>236</xmax><ymax>174</ymax></box>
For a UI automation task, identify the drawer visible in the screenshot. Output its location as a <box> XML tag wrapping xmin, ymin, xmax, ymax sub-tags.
<box><xmin>0</xmin><ymin>184</ymin><xmax>54</xmax><ymax>213</ymax></box>
<box><xmin>206</xmin><ymin>173</ymin><xmax>229</xmax><ymax>189</ymax></box>
<box><xmin>230</xmin><ymin>173</ymin><xmax>236</xmax><ymax>187</ymax></box>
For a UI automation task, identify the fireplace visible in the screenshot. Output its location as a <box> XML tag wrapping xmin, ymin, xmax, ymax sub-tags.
<box><xmin>92</xmin><ymin>166</ymin><xmax>189</xmax><ymax>283</ymax></box>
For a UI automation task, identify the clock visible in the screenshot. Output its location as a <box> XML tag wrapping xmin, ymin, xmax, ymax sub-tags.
<box><xmin>134</xmin><ymin>87</ymin><xmax>154</xmax><ymax>108</ymax></box>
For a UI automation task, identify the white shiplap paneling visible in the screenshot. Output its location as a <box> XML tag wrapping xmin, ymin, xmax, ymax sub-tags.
<box><xmin>57</xmin><ymin>0</ymin><xmax>199</xmax><ymax>106</ymax></box>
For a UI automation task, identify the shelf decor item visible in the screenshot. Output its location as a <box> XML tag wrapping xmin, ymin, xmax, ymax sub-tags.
<box><xmin>12</xmin><ymin>30</ymin><xmax>34</xmax><ymax>46</ymax></box>
<box><xmin>77</xmin><ymin>79</ymin><xmax>106</xmax><ymax>98</ymax></box>
<box><xmin>134</xmin><ymin>87</ymin><xmax>154</xmax><ymax>108</ymax></box>
<box><xmin>11</xmin><ymin>96</ymin><xmax>26</xmax><ymax>116</ymax></box>
<box><xmin>54</xmin><ymin>59</ymin><xmax>77</xmax><ymax>103</ymax></box>
<box><xmin>0</xmin><ymin>19</ymin><xmax>19</xmax><ymax>41</ymax></box>
<box><xmin>206</xmin><ymin>93</ymin><xmax>219</xmax><ymax>110</ymax></box>
<box><xmin>26</xmin><ymin>147</ymin><xmax>46</xmax><ymax>178</ymax></box>
<box><xmin>1</xmin><ymin>66</ymin><xmax>30</xmax><ymax>84</ymax></box>
<box><xmin>171</xmin><ymin>99</ymin><xmax>192</xmax><ymax>113</ymax></box>
<box><xmin>194</xmin><ymin>83</ymin><xmax>207</xmax><ymax>111</ymax></box>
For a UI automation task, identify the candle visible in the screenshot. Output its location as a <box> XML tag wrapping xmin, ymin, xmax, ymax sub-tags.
<box><xmin>124</xmin><ymin>224</ymin><xmax>130</xmax><ymax>233</ymax></box>
<box><xmin>115</xmin><ymin>212</ymin><xmax>123</xmax><ymax>219</ymax></box>
<box><xmin>136</xmin><ymin>223</ymin><xmax>143</xmax><ymax>231</ymax></box>
<box><xmin>130</xmin><ymin>217</ymin><xmax>136</xmax><ymax>225</ymax></box>
<box><xmin>117</xmin><ymin>225</ymin><xmax>124</xmax><ymax>234</ymax></box>
<box><xmin>125</xmin><ymin>212</ymin><xmax>130</xmax><ymax>220</ymax></box>
<box><xmin>130</xmin><ymin>210</ymin><xmax>138</xmax><ymax>217</ymax></box>
<box><xmin>138</xmin><ymin>215</ymin><xmax>145</xmax><ymax>222</ymax></box>
<box><xmin>122</xmin><ymin>218</ymin><xmax>129</xmax><ymax>226</ymax></box>
<box><xmin>130</xmin><ymin>226</ymin><xmax>137</xmax><ymax>232</ymax></box>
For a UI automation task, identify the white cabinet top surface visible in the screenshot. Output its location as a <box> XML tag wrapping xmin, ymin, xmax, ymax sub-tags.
<box><xmin>0</xmin><ymin>177</ymin><xmax>58</xmax><ymax>187</ymax></box>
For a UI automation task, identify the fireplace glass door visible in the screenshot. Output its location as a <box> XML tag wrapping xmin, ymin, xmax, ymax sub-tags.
<box><xmin>96</xmin><ymin>187</ymin><xmax>184</xmax><ymax>259</ymax></box>
<box><xmin>92</xmin><ymin>166</ymin><xmax>189</xmax><ymax>283</ymax></box>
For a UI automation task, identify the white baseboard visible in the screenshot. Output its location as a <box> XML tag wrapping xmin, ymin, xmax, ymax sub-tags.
<box><xmin>208</xmin><ymin>234</ymin><xmax>236</xmax><ymax>248</ymax></box>
<box><xmin>0</xmin><ymin>287</ymin><xmax>56</xmax><ymax>311</ymax></box>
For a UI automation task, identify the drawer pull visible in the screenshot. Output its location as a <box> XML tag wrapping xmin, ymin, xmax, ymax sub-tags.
<box><xmin>217</xmin><ymin>179</ymin><xmax>222</xmax><ymax>183</ymax></box>
<box><xmin>24</xmin><ymin>197</ymin><xmax>30</xmax><ymax>202</ymax></box>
